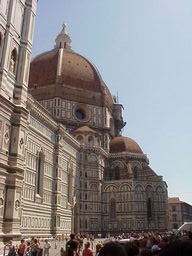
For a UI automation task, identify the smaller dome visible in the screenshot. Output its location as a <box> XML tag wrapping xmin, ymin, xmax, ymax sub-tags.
<box><xmin>74</xmin><ymin>126</ymin><xmax>96</xmax><ymax>134</ymax></box>
<box><xmin>110</xmin><ymin>136</ymin><xmax>143</xmax><ymax>154</ymax></box>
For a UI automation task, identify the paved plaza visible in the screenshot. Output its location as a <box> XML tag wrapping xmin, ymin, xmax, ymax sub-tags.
<box><xmin>42</xmin><ymin>238</ymin><xmax>102</xmax><ymax>256</ymax></box>
<box><xmin>0</xmin><ymin>238</ymin><xmax>102</xmax><ymax>256</ymax></box>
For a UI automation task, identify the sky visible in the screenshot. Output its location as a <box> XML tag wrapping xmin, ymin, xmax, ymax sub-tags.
<box><xmin>32</xmin><ymin>0</ymin><xmax>192</xmax><ymax>205</ymax></box>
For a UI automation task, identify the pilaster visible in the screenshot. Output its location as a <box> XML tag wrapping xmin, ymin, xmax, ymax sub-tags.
<box><xmin>2</xmin><ymin>173</ymin><xmax>23</xmax><ymax>242</ymax></box>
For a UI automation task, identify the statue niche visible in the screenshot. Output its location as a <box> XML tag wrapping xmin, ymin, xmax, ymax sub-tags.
<box><xmin>9</xmin><ymin>48</ymin><xmax>17</xmax><ymax>74</ymax></box>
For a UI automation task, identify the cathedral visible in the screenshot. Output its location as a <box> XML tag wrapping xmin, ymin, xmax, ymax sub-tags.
<box><xmin>0</xmin><ymin>0</ymin><xmax>168</xmax><ymax>242</ymax></box>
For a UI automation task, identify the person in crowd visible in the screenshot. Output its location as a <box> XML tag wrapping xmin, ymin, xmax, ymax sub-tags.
<box><xmin>139</xmin><ymin>235</ymin><xmax>148</xmax><ymax>248</ymax></box>
<box><xmin>8</xmin><ymin>240</ymin><xmax>16</xmax><ymax>256</ymax></box>
<box><xmin>31</xmin><ymin>238</ymin><xmax>41</xmax><ymax>256</ymax></box>
<box><xmin>24</xmin><ymin>241</ymin><xmax>31</xmax><ymax>256</ymax></box>
<box><xmin>123</xmin><ymin>242</ymin><xmax>139</xmax><ymax>256</ymax></box>
<box><xmin>151</xmin><ymin>238</ymin><xmax>161</xmax><ymax>255</ymax></box>
<box><xmin>43</xmin><ymin>239</ymin><xmax>51</xmax><ymax>256</ymax></box>
<box><xmin>77</xmin><ymin>235</ymin><xmax>83</xmax><ymax>254</ymax></box>
<box><xmin>158</xmin><ymin>236</ymin><xmax>168</xmax><ymax>250</ymax></box>
<box><xmin>98</xmin><ymin>242</ymin><xmax>127</xmax><ymax>256</ymax></box>
<box><xmin>146</xmin><ymin>237</ymin><xmax>152</xmax><ymax>249</ymax></box>
<box><xmin>18</xmin><ymin>239</ymin><xmax>26</xmax><ymax>256</ymax></box>
<box><xmin>82</xmin><ymin>242</ymin><xmax>93</xmax><ymax>256</ymax></box>
<box><xmin>140</xmin><ymin>249</ymin><xmax>153</xmax><ymax>256</ymax></box>
<box><xmin>159</xmin><ymin>239</ymin><xmax>192</xmax><ymax>256</ymax></box>
<box><xmin>60</xmin><ymin>247</ymin><xmax>66</xmax><ymax>256</ymax></box>
<box><xmin>66</xmin><ymin>233</ymin><xmax>79</xmax><ymax>256</ymax></box>
<box><xmin>96</xmin><ymin>242</ymin><xmax>103</xmax><ymax>256</ymax></box>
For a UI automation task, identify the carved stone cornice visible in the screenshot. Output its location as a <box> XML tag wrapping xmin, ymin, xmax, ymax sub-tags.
<box><xmin>0</xmin><ymin>94</ymin><xmax>14</xmax><ymax>112</ymax></box>
<box><xmin>57</xmin><ymin>123</ymin><xmax>80</xmax><ymax>150</ymax></box>
<box><xmin>109</xmin><ymin>151</ymin><xmax>149</xmax><ymax>162</ymax></box>
<box><xmin>81</xmin><ymin>145</ymin><xmax>108</xmax><ymax>158</ymax></box>
<box><xmin>27</xmin><ymin>93</ymin><xmax>58</xmax><ymax>131</ymax></box>
<box><xmin>0</xmin><ymin>162</ymin><xmax>24</xmax><ymax>176</ymax></box>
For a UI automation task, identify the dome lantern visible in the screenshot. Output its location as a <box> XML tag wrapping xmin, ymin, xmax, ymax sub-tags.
<box><xmin>55</xmin><ymin>22</ymin><xmax>71</xmax><ymax>50</ymax></box>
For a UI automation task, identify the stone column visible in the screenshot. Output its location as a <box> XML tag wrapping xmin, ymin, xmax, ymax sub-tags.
<box><xmin>3</xmin><ymin>174</ymin><xmax>23</xmax><ymax>242</ymax></box>
<box><xmin>0</xmin><ymin>175</ymin><xmax>6</xmax><ymax>239</ymax></box>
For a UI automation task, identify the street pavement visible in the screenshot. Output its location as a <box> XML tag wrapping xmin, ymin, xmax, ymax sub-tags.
<box><xmin>42</xmin><ymin>238</ymin><xmax>102</xmax><ymax>256</ymax></box>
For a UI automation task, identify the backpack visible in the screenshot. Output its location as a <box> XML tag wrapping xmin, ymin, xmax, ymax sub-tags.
<box><xmin>31</xmin><ymin>245</ymin><xmax>37</xmax><ymax>254</ymax></box>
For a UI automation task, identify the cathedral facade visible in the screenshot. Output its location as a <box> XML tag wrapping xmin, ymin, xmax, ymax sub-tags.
<box><xmin>0</xmin><ymin>1</ymin><xmax>168</xmax><ymax>241</ymax></box>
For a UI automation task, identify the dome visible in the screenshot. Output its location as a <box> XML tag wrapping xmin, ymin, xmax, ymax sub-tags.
<box><xmin>110</xmin><ymin>136</ymin><xmax>143</xmax><ymax>154</ymax></box>
<box><xmin>28</xmin><ymin>24</ymin><xmax>114</xmax><ymax>109</ymax></box>
<box><xmin>74</xmin><ymin>126</ymin><xmax>96</xmax><ymax>134</ymax></box>
<box><xmin>29</xmin><ymin>48</ymin><xmax>103</xmax><ymax>93</ymax></box>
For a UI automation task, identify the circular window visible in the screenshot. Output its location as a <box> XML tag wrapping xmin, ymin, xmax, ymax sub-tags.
<box><xmin>75</xmin><ymin>108</ymin><xmax>86</xmax><ymax>120</ymax></box>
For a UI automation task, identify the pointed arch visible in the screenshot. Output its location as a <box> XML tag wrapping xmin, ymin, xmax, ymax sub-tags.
<box><xmin>156</xmin><ymin>186</ymin><xmax>165</xmax><ymax>211</ymax></box>
<box><xmin>9</xmin><ymin>48</ymin><xmax>17</xmax><ymax>74</ymax></box>
<box><xmin>76</xmin><ymin>135</ymin><xmax>83</xmax><ymax>143</ymax></box>
<box><xmin>120</xmin><ymin>184</ymin><xmax>131</xmax><ymax>192</ymax></box>
<box><xmin>135</xmin><ymin>184</ymin><xmax>144</xmax><ymax>211</ymax></box>
<box><xmin>120</xmin><ymin>184</ymin><xmax>131</xmax><ymax>212</ymax></box>
<box><xmin>88</xmin><ymin>136</ymin><xmax>94</xmax><ymax>146</ymax></box>
<box><xmin>104</xmin><ymin>185</ymin><xmax>117</xmax><ymax>193</ymax></box>
<box><xmin>90</xmin><ymin>184</ymin><xmax>98</xmax><ymax>202</ymax></box>
<box><xmin>145</xmin><ymin>185</ymin><xmax>154</xmax><ymax>196</ymax></box>
<box><xmin>146</xmin><ymin>185</ymin><xmax>154</xmax><ymax>219</ymax></box>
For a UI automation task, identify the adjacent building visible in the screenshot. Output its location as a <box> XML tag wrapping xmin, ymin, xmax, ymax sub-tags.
<box><xmin>0</xmin><ymin>0</ymin><xmax>168</xmax><ymax>242</ymax></box>
<box><xmin>168</xmin><ymin>197</ymin><xmax>192</xmax><ymax>230</ymax></box>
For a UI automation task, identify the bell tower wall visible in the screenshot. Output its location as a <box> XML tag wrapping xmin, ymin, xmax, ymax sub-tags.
<box><xmin>0</xmin><ymin>0</ymin><xmax>38</xmax><ymax>242</ymax></box>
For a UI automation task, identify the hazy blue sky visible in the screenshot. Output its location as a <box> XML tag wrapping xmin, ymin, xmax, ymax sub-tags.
<box><xmin>32</xmin><ymin>0</ymin><xmax>192</xmax><ymax>205</ymax></box>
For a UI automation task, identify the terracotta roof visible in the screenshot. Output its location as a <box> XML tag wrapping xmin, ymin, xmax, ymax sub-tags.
<box><xmin>29</xmin><ymin>49</ymin><xmax>102</xmax><ymax>92</ymax></box>
<box><xmin>29</xmin><ymin>49</ymin><xmax>58</xmax><ymax>87</ymax></box>
<box><xmin>103</xmin><ymin>83</ymin><xmax>114</xmax><ymax>110</ymax></box>
<box><xmin>110</xmin><ymin>136</ymin><xmax>143</xmax><ymax>154</ymax></box>
<box><xmin>74</xmin><ymin>126</ymin><xmax>96</xmax><ymax>134</ymax></box>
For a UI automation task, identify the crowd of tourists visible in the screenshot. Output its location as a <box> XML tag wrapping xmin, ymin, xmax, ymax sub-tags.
<box><xmin>63</xmin><ymin>230</ymin><xmax>192</xmax><ymax>256</ymax></box>
<box><xmin>5</xmin><ymin>238</ymin><xmax>51</xmax><ymax>256</ymax></box>
<box><xmin>4</xmin><ymin>230</ymin><xmax>192</xmax><ymax>256</ymax></box>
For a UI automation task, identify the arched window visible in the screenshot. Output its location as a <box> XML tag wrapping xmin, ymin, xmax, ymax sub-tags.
<box><xmin>36</xmin><ymin>150</ymin><xmax>45</xmax><ymax>196</ymax></box>
<box><xmin>147</xmin><ymin>198</ymin><xmax>152</xmax><ymax>219</ymax></box>
<box><xmin>134</xmin><ymin>167</ymin><xmax>138</xmax><ymax>179</ymax></box>
<box><xmin>88</xmin><ymin>136</ymin><xmax>94</xmax><ymax>146</ymax></box>
<box><xmin>90</xmin><ymin>184</ymin><xmax>98</xmax><ymax>202</ymax></box>
<box><xmin>9</xmin><ymin>48</ymin><xmax>17</xmax><ymax>74</ymax></box>
<box><xmin>156</xmin><ymin>186</ymin><xmax>164</xmax><ymax>211</ymax></box>
<box><xmin>76</xmin><ymin>135</ymin><xmax>83</xmax><ymax>144</ymax></box>
<box><xmin>114</xmin><ymin>166</ymin><xmax>120</xmax><ymax>180</ymax></box>
<box><xmin>97</xmin><ymin>136</ymin><xmax>101</xmax><ymax>146</ymax></box>
<box><xmin>110</xmin><ymin>198</ymin><xmax>116</xmax><ymax>219</ymax></box>
<box><xmin>67</xmin><ymin>168</ymin><xmax>72</xmax><ymax>204</ymax></box>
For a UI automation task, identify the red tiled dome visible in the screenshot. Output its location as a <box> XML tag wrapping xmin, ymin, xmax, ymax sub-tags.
<box><xmin>74</xmin><ymin>126</ymin><xmax>96</xmax><ymax>134</ymax></box>
<box><xmin>29</xmin><ymin>49</ymin><xmax>103</xmax><ymax>93</ymax></box>
<box><xmin>110</xmin><ymin>136</ymin><xmax>143</xmax><ymax>154</ymax></box>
